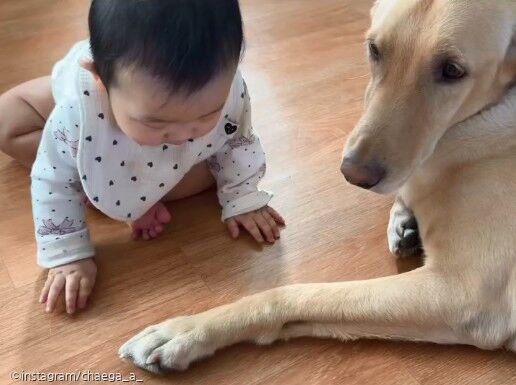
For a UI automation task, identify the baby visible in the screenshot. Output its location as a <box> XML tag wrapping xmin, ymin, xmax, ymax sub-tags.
<box><xmin>0</xmin><ymin>0</ymin><xmax>284</xmax><ymax>314</ymax></box>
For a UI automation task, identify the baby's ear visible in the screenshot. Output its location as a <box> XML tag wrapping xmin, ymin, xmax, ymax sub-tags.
<box><xmin>80</xmin><ymin>58</ymin><xmax>96</xmax><ymax>73</ymax></box>
<box><xmin>80</xmin><ymin>59</ymin><xmax>102</xmax><ymax>81</ymax></box>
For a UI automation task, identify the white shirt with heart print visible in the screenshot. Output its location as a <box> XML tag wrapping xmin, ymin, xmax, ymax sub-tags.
<box><xmin>31</xmin><ymin>40</ymin><xmax>272</xmax><ymax>269</ymax></box>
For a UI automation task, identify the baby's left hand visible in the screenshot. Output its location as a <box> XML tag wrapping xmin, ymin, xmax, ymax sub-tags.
<box><xmin>226</xmin><ymin>206</ymin><xmax>286</xmax><ymax>244</ymax></box>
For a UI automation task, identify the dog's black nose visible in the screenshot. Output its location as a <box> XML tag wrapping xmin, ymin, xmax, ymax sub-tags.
<box><xmin>340</xmin><ymin>154</ymin><xmax>386</xmax><ymax>190</ymax></box>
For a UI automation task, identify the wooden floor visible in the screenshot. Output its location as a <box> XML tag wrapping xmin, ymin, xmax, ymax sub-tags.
<box><xmin>1</xmin><ymin>1</ymin><xmax>515</xmax><ymax>384</ymax></box>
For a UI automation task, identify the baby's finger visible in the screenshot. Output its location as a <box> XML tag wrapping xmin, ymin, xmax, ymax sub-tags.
<box><xmin>253</xmin><ymin>212</ymin><xmax>275</xmax><ymax>243</ymax></box>
<box><xmin>154</xmin><ymin>224</ymin><xmax>163</xmax><ymax>234</ymax></box>
<box><xmin>77</xmin><ymin>278</ymin><xmax>94</xmax><ymax>310</ymax></box>
<box><xmin>226</xmin><ymin>218</ymin><xmax>240</xmax><ymax>238</ymax></box>
<box><xmin>46</xmin><ymin>274</ymin><xmax>66</xmax><ymax>313</ymax></box>
<box><xmin>39</xmin><ymin>274</ymin><xmax>54</xmax><ymax>303</ymax></box>
<box><xmin>142</xmin><ymin>229</ymin><xmax>150</xmax><ymax>241</ymax></box>
<box><xmin>266</xmin><ymin>207</ymin><xmax>286</xmax><ymax>225</ymax></box>
<box><xmin>262</xmin><ymin>210</ymin><xmax>280</xmax><ymax>239</ymax></box>
<box><xmin>240</xmin><ymin>217</ymin><xmax>264</xmax><ymax>243</ymax></box>
<box><xmin>149</xmin><ymin>228</ymin><xmax>157</xmax><ymax>238</ymax></box>
<box><xmin>65</xmin><ymin>275</ymin><xmax>80</xmax><ymax>314</ymax></box>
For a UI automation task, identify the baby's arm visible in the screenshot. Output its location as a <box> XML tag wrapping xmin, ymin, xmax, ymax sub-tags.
<box><xmin>208</xmin><ymin>104</ymin><xmax>285</xmax><ymax>243</ymax></box>
<box><xmin>31</xmin><ymin>104</ymin><xmax>96</xmax><ymax>313</ymax></box>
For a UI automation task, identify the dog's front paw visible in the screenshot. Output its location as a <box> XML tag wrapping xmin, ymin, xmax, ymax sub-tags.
<box><xmin>119</xmin><ymin>316</ymin><xmax>215</xmax><ymax>373</ymax></box>
<box><xmin>388</xmin><ymin>200</ymin><xmax>422</xmax><ymax>258</ymax></box>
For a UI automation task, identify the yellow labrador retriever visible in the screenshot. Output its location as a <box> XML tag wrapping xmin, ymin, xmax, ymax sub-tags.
<box><xmin>120</xmin><ymin>0</ymin><xmax>516</xmax><ymax>372</ymax></box>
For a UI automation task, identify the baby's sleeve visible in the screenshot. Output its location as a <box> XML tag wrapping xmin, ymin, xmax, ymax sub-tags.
<box><xmin>31</xmin><ymin>105</ymin><xmax>94</xmax><ymax>268</ymax></box>
<box><xmin>208</xmin><ymin>100</ymin><xmax>273</xmax><ymax>221</ymax></box>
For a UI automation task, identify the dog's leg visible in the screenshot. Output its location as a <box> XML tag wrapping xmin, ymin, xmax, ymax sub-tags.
<box><xmin>120</xmin><ymin>268</ymin><xmax>474</xmax><ymax>373</ymax></box>
<box><xmin>387</xmin><ymin>196</ymin><xmax>422</xmax><ymax>258</ymax></box>
<box><xmin>277</xmin><ymin>321</ymin><xmax>458</xmax><ymax>345</ymax></box>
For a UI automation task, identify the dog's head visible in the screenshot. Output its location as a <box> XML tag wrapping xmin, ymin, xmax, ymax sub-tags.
<box><xmin>341</xmin><ymin>0</ymin><xmax>516</xmax><ymax>193</ymax></box>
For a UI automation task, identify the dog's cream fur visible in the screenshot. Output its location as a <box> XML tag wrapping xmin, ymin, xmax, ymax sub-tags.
<box><xmin>120</xmin><ymin>0</ymin><xmax>516</xmax><ymax>372</ymax></box>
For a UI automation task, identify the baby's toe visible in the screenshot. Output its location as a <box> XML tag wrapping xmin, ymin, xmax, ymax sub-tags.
<box><xmin>156</xmin><ymin>205</ymin><xmax>172</xmax><ymax>224</ymax></box>
<box><xmin>132</xmin><ymin>228</ymin><xmax>141</xmax><ymax>240</ymax></box>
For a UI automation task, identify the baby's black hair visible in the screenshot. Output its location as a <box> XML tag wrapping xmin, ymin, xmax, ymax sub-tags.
<box><xmin>89</xmin><ymin>0</ymin><xmax>244</xmax><ymax>95</ymax></box>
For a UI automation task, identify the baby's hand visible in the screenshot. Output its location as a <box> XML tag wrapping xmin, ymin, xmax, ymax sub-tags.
<box><xmin>39</xmin><ymin>258</ymin><xmax>97</xmax><ymax>314</ymax></box>
<box><xmin>226</xmin><ymin>206</ymin><xmax>286</xmax><ymax>244</ymax></box>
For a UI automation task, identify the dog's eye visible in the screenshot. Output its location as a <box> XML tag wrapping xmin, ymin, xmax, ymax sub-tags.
<box><xmin>441</xmin><ymin>62</ymin><xmax>466</xmax><ymax>82</ymax></box>
<box><xmin>368</xmin><ymin>41</ymin><xmax>381</xmax><ymax>61</ymax></box>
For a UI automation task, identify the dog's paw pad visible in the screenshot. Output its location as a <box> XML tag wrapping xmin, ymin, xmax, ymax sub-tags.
<box><xmin>119</xmin><ymin>318</ymin><xmax>215</xmax><ymax>373</ymax></box>
<box><xmin>388</xmin><ymin>208</ymin><xmax>422</xmax><ymax>258</ymax></box>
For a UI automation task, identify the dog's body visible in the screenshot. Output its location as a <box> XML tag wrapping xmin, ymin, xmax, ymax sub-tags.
<box><xmin>120</xmin><ymin>0</ymin><xmax>516</xmax><ymax>372</ymax></box>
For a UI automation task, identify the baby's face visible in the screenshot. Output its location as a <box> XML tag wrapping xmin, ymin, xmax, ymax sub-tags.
<box><xmin>108</xmin><ymin>67</ymin><xmax>236</xmax><ymax>146</ymax></box>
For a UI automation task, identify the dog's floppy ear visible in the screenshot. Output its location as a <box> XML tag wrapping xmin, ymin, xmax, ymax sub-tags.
<box><xmin>370</xmin><ymin>0</ymin><xmax>380</xmax><ymax>19</ymax></box>
<box><xmin>510</xmin><ymin>29</ymin><xmax>516</xmax><ymax>67</ymax></box>
<box><xmin>498</xmin><ymin>23</ymin><xmax>516</xmax><ymax>88</ymax></box>
<box><xmin>504</xmin><ymin>28</ymin><xmax>516</xmax><ymax>85</ymax></box>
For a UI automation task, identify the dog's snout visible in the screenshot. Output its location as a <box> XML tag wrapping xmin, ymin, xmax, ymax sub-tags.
<box><xmin>340</xmin><ymin>154</ymin><xmax>386</xmax><ymax>190</ymax></box>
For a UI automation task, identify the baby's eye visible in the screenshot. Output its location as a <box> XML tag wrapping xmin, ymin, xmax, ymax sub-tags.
<box><xmin>142</xmin><ymin>121</ymin><xmax>166</xmax><ymax>130</ymax></box>
<box><xmin>200</xmin><ymin>109</ymin><xmax>222</xmax><ymax>122</ymax></box>
<box><xmin>200</xmin><ymin>115</ymin><xmax>213</xmax><ymax>122</ymax></box>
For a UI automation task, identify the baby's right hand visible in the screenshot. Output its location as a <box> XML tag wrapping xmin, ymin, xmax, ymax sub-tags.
<box><xmin>39</xmin><ymin>258</ymin><xmax>97</xmax><ymax>314</ymax></box>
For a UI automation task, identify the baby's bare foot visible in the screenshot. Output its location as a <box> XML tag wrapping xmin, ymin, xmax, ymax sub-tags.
<box><xmin>130</xmin><ymin>202</ymin><xmax>172</xmax><ymax>241</ymax></box>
